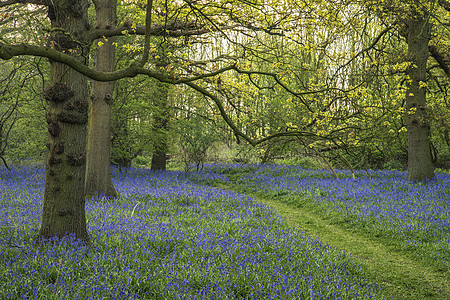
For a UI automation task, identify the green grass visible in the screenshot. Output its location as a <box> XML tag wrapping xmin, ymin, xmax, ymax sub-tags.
<box><xmin>218</xmin><ymin>185</ymin><xmax>450</xmax><ymax>300</ymax></box>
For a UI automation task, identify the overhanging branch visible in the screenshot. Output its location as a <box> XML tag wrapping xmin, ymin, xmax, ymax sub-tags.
<box><xmin>86</xmin><ymin>23</ymin><xmax>236</xmax><ymax>43</ymax></box>
<box><xmin>183</xmin><ymin>80</ymin><xmax>337</xmax><ymax>147</ymax></box>
<box><xmin>0</xmin><ymin>0</ymin><xmax>46</xmax><ymax>7</ymax></box>
<box><xmin>0</xmin><ymin>43</ymin><xmax>237</xmax><ymax>83</ymax></box>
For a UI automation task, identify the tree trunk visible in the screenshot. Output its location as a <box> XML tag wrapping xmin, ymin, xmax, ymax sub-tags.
<box><xmin>151</xmin><ymin>77</ymin><xmax>170</xmax><ymax>171</ymax></box>
<box><xmin>405</xmin><ymin>15</ymin><xmax>435</xmax><ymax>181</ymax></box>
<box><xmin>39</xmin><ymin>0</ymin><xmax>90</xmax><ymax>241</ymax></box>
<box><xmin>111</xmin><ymin>127</ymin><xmax>133</xmax><ymax>170</ymax></box>
<box><xmin>85</xmin><ymin>0</ymin><xmax>118</xmax><ymax>197</ymax></box>
<box><xmin>0</xmin><ymin>124</ymin><xmax>3</xmax><ymax>156</ymax></box>
<box><xmin>151</xmin><ymin>152</ymin><xmax>167</xmax><ymax>170</ymax></box>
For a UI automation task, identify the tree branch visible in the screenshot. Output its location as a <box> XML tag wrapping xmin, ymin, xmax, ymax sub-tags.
<box><xmin>86</xmin><ymin>22</ymin><xmax>236</xmax><ymax>43</ymax></box>
<box><xmin>183</xmin><ymin>79</ymin><xmax>333</xmax><ymax>148</ymax></box>
<box><xmin>429</xmin><ymin>44</ymin><xmax>450</xmax><ymax>77</ymax></box>
<box><xmin>332</xmin><ymin>25</ymin><xmax>395</xmax><ymax>80</ymax></box>
<box><xmin>0</xmin><ymin>0</ymin><xmax>47</xmax><ymax>7</ymax></box>
<box><xmin>0</xmin><ymin>43</ymin><xmax>237</xmax><ymax>84</ymax></box>
<box><xmin>183</xmin><ymin>80</ymin><xmax>257</xmax><ymax>145</ymax></box>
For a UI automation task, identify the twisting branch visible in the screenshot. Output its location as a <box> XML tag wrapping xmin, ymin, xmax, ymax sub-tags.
<box><xmin>86</xmin><ymin>23</ymin><xmax>237</xmax><ymax>43</ymax></box>
<box><xmin>183</xmin><ymin>81</ymin><xmax>255</xmax><ymax>145</ymax></box>
<box><xmin>331</xmin><ymin>25</ymin><xmax>395</xmax><ymax>80</ymax></box>
<box><xmin>0</xmin><ymin>41</ymin><xmax>352</xmax><ymax>148</ymax></box>
<box><xmin>183</xmin><ymin>80</ymin><xmax>330</xmax><ymax>147</ymax></box>
<box><xmin>0</xmin><ymin>43</ymin><xmax>237</xmax><ymax>83</ymax></box>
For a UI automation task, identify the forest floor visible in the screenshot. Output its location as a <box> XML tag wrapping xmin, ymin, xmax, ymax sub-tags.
<box><xmin>220</xmin><ymin>186</ymin><xmax>450</xmax><ymax>300</ymax></box>
<box><xmin>1</xmin><ymin>165</ymin><xmax>448</xmax><ymax>299</ymax></box>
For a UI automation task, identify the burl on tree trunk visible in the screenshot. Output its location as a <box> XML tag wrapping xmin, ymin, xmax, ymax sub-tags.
<box><xmin>39</xmin><ymin>0</ymin><xmax>90</xmax><ymax>241</ymax></box>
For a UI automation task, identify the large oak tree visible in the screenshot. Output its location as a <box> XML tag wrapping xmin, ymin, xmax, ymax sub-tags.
<box><xmin>39</xmin><ymin>0</ymin><xmax>91</xmax><ymax>240</ymax></box>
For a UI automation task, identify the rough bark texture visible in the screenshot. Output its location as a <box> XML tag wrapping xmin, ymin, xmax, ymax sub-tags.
<box><xmin>85</xmin><ymin>0</ymin><xmax>117</xmax><ymax>197</ymax></box>
<box><xmin>405</xmin><ymin>15</ymin><xmax>435</xmax><ymax>181</ymax></box>
<box><xmin>39</xmin><ymin>0</ymin><xmax>90</xmax><ymax>241</ymax></box>
<box><xmin>151</xmin><ymin>78</ymin><xmax>170</xmax><ymax>171</ymax></box>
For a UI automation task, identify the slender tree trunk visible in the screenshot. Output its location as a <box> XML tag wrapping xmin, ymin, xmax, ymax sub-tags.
<box><xmin>39</xmin><ymin>0</ymin><xmax>90</xmax><ymax>241</ymax></box>
<box><xmin>85</xmin><ymin>0</ymin><xmax>118</xmax><ymax>197</ymax></box>
<box><xmin>151</xmin><ymin>72</ymin><xmax>170</xmax><ymax>170</ymax></box>
<box><xmin>111</xmin><ymin>111</ymin><xmax>133</xmax><ymax>170</ymax></box>
<box><xmin>405</xmin><ymin>15</ymin><xmax>435</xmax><ymax>181</ymax></box>
<box><xmin>0</xmin><ymin>124</ymin><xmax>3</xmax><ymax>156</ymax></box>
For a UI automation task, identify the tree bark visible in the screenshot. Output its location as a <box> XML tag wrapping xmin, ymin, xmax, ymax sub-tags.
<box><xmin>85</xmin><ymin>0</ymin><xmax>118</xmax><ymax>197</ymax></box>
<box><xmin>405</xmin><ymin>14</ymin><xmax>435</xmax><ymax>181</ymax></box>
<box><xmin>39</xmin><ymin>0</ymin><xmax>90</xmax><ymax>241</ymax></box>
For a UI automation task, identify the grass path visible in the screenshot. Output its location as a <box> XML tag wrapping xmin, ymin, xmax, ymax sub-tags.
<box><xmin>223</xmin><ymin>187</ymin><xmax>450</xmax><ymax>300</ymax></box>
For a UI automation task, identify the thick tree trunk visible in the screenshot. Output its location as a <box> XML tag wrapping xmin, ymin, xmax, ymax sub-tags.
<box><xmin>85</xmin><ymin>0</ymin><xmax>117</xmax><ymax>197</ymax></box>
<box><xmin>405</xmin><ymin>15</ymin><xmax>435</xmax><ymax>181</ymax></box>
<box><xmin>151</xmin><ymin>78</ymin><xmax>170</xmax><ymax>171</ymax></box>
<box><xmin>39</xmin><ymin>0</ymin><xmax>90</xmax><ymax>241</ymax></box>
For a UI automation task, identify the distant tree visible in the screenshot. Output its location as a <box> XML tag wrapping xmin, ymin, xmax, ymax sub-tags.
<box><xmin>150</xmin><ymin>49</ymin><xmax>172</xmax><ymax>171</ymax></box>
<box><xmin>176</xmin><ymin>108</ymin><xmax>220</xmax><ymax>172</ymax></box>
<box><xmin>0</xmin><ymin>58</ymin><xmax>47</xmax><ymax>165</ymax></box>
<box><xmin>150</xmin><ymin>77</ymin><xmax>170</xmax><ymax>170</ymax></box>
<box><xmin>111</xmin><ymin>76</ymin><xmax>166</xmax><ymax>170</ymax></box>
<box><xmin>0</xmin><ymin>63</ymin><xmax>20</xmax><ymax>162</ymax></box>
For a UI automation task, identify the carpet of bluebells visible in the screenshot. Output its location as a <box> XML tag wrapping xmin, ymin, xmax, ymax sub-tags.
<box><xmin>0</xmin><ymin>166</ymin><xmax>383</xmax><ymax>299</ymax></box>
<box><xmin>202</xmin><ymin>164</ymin><xmax>450</xmax><ymax>273</ymax></box>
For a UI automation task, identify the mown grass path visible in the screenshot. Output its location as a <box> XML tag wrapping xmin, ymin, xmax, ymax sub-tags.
<box><xmin>220</xmin><ymin>186</ymin><xmax>450</xmax><ymax>300</ymax></box>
